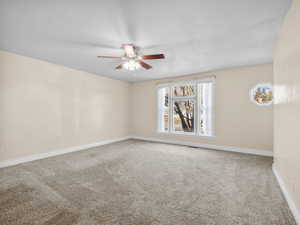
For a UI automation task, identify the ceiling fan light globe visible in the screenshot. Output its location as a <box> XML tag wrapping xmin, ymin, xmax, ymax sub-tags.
<box><xmin>123</xmin><ymin>60</ymin><xmax>141</xmax><ymax>71</ymax></box>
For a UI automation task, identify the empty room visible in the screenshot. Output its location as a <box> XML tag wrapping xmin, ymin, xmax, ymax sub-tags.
<box><xmin>0</xmin><ymin>0</ymin><xmax>300</xmax><ymax>224</ymax></box>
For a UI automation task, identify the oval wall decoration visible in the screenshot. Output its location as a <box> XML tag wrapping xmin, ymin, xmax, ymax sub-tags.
<box><xmin>250</xmin><ymin>83</ymin><xmax>273</xmax><ymax>106</ymax></box>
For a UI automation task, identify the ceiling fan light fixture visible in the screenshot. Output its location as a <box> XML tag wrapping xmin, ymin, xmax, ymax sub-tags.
<box><xmin>123</xmin><ymin>59</ymin><xmax>141</xmax><ymax>71</ymax></box>
<box><xmin>97</xmin><ymin>44</ymin><xmax>165</xmax><ymax>71</ymax></box>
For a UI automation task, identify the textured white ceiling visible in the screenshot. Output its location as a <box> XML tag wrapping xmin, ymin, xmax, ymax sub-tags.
<box><xmin>0</xmin><ymin>0</ymin><xmax>291</xmax><ymax>82</ymax></box>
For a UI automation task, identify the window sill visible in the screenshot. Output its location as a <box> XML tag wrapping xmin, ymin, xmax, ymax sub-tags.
<box><xmin>157</xmin><ymin>131</ymin><xmax>216</xmax><ymax>139</ymax></box>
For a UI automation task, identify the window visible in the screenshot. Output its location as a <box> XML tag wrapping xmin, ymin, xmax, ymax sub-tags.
<box><xmin>158</xmin><ymin>87</ymin><xmax>169</xmax><ymax>132</ymax></box>
<box><xmin>157</xmin><ymin>78</ymin><xmax>215</xmax><ymax>137</ymax></box>
<box><xmin>250</xmin><ymin>83</ymin><xmax>273</xmax><ymax>106</ymax></box>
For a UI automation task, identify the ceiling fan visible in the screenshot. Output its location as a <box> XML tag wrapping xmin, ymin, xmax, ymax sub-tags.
<box><xmin>97</xmin><ymin>44</ymin><xmax>165</xmax><ymax>71</ymax></box>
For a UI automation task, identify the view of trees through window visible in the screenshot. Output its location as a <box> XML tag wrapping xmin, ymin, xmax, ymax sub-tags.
<box><xmin>158</xmin><ymin>79</ymin><xmax>214</xmax><ymax>136</ymax></box>
<box><xmin>173</xmin><ymin>85</ymin><xmax>195</xmax><ymax>132</ymax></box>
<box><xmin>250</xmin><ymin>84</ymin><xmax>273</xmax><ymax>106</ymax></box>
<box><xmin>173</xmin><ymin>85</ymin><xmax>195</xmax><ymax>97</ymax></box>
<box><xmin>173</xmin><ymin>100</ymin><xmax>194</xmax><ymax>132</ymax></box>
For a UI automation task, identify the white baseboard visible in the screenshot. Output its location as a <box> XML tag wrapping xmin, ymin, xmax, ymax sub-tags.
<box><xmin>131</xmin><ymin>136</ymin><xmax>273</xmax><ymax>157</ymax></box>
<box><xmin>0</xmin><ymin>136</ymin><xmax>272</xmax><ymax>169</ymax></box>
<box><xmin>0</xmin><ymin>136</ymin><xmax>131</xmax><ymax>168</ymax></box>
<box><xmin>272</xmin><ymin>164</ymin><xmax>300</xmax><ymax>225</ymax></box>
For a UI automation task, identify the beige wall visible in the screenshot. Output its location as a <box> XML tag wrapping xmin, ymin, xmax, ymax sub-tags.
<box><xmin>130</xmin><ymin>64</ymin><xmax>273</xmax><ymax>152</ymax></box>
<box><xmin>0</xmin><ymin>50</ymin><xmax>274</xmax><ymax>163</ymax></box>
<box><xmin>0</xmin><ymin>50</ymin><xmax>130</xmax><ymax>163</ymax></box>
<box><xmin>273</xmin><ymin>0</ymin><xmax>300</xmax><ymax>215</ymax></box>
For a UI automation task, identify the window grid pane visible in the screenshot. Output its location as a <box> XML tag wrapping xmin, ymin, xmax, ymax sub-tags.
<box><xmin>198</xmin><ymin>82</ymin><xmax>213</xmax><ymax>136</ymax></box>
<box><xmin>158</xmin><ymin>87</ymin><xmax>169</xmax><ymax>132</ymax></box>
<box><xmin>173</xmin><ymin>100</ymin><xmax>195</xmax><ymax>133</ymax></box>
<box><xmin>173</xmin><ymin>85</ymin><xmax>195</xmax><ymax>97</ymax></box>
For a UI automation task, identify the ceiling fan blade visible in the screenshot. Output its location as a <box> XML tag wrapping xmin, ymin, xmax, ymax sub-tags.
<box><xmin>97</xmin><ymin>56</ymin><xmax>122</xmax><ymax>59</ymax></box>
<box><xmin>115</xmin><ymin>64</ymin><xmax>123</xmax><ymax>70</ymax></box>
<box><xmin>142</xmin><ymin>54</ymin><xmax>165</xmax><ymax>60</ymax></box>
<box><xmin>139</xmin><ymin>60</ymin><xmax>152</xmax><ymax>70</ymax></box>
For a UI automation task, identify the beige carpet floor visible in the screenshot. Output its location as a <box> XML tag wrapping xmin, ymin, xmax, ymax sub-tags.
<box><xmin>0</xmin><ymin>140</ymin><xmax>296</xmax><ymax>225</ymax></box>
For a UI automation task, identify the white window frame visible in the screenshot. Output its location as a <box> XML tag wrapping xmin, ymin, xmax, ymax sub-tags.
<box><xmin>157</xmin><ymin>77</ymin><xmax>216</xmax><ymax>138</ymax></box>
